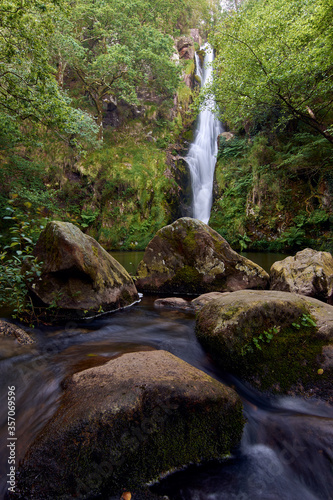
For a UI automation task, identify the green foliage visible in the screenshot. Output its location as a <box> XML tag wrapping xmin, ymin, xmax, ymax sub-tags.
<box><xmin>60</xmin><ymin>0</ymin><xmax>184</xmax><ymax>136</ymax></box>
<box><xmin>238</xmin><ymin>232</ymin><xmax>251</xmax><ymax>251</ymax></box>
<box><xmin>80</xmin><ymin>208</ymin><xmax>99</xmax><ymax>228</ymax></box>
<box><xmin>240</xmin><ymin>314</ymin><xmax>317</xmax><ymax>357</ymax></box>
<box><xmin>210</xmin><ymin>127</ymin><xmax>332</xmax><ymax>253</ymax></box>
<box><xmin>210</xmin><ymin>0</ymin><xmax>333</xmax><ymax>143</ymax></box>
<box><xmin>307</xmin><ymin>209</ymin><xmax>329</xmax><ymax>226</ymax></box>
<box><xmin>217</xmin><ymin>137</ymin><xmax>250</xmax><ymax>159</ymax></box>
<box><xmin>81</xmin><ymin>131</ymin><xmax>177</xmax><ymax>250</ymax></box>
<box><xmin>241</xmin><ymin>326</ymin><xmax>280</xmax><ymax>356</ymax></box>
<box><xmin>292</xmin><ymin>314</ymin><xmax>317</xmax><ymax>330</ymax></box>
<box><xmin>0</xmin><ymin>0</ymin><xmax>97</xmax><ymax>147</ymax></box>
<box><xmin>279</xmin><ymin>227</ymin><xmax>306</xmax><ymax>249</ymax></box>
<box><xmin>0</xmin><ymin>206</ymin><xmax>46</xmax><ymax>323</ymax></box>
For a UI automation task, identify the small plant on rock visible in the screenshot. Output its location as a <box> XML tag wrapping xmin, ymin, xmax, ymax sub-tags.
<box><xmin>241</xmin><ymin>325</ymin><xmax>280</xmax><ymax>355</ymax></box>
<box><xmin>292</xmin><ymin>313</ymin><xmax>317</xmax><ymax>329</ymax></box>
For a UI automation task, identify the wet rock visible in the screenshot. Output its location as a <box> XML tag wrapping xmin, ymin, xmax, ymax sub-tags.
<box><xmin>15</xmin><ymin>350</ymin><xmax>244</xmax><ymax>499</ymax></box>
<box><xmin>270</xmin><ymin>248</ymin><xmax>333</xmax><ymax>304</ymax></box>
<box><xmin>0</xmin><ymin>319</ymin><xmax>34</xmax><ymax>344</ymax></box>
<box><xmin>26</xmin><ymin>221</ymin><xmax>139</xmax><ymax>319</ymax></box>
<box><xmin>177</xmin><ymin>36</ymin><xmax>195</xmax><ymax>60</ymax></box>
<box><xmin>192</xmin><ymin>292</ymin><xmax>231</xmax><ymax>311</ymax></box>
<box><xmin>195</xmin><ymin>290</ymin><xmax>333</xmax><ymax>402</ymax></box>
<box><xmin>154</xmin><ymin>297</ymin><xmax>195</xmax><ymax>312</ymax></box>
<box><xmin>136</xmin><ymin>218</ymin><xmax>269</xmax><ymax>295</ymax></box>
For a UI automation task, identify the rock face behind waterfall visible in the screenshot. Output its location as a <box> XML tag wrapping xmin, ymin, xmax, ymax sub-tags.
<box><xmin>27</xmin><ymin>221</ymin><xmax>138</xmax><ymax>317</ymax></box>
<box><xmin>136</xmin><ymin>218</ymin><xmax>269</xmax><ymax>294</ymax></box>
<box><xmin>270</xmin><ymin>248</ymin><xmax>333</xmax><ymax>304</ymax></box>
<box><xmin>15</xmin><ymin>350</ymin><xmax>244</xmax><ymax>499</ymax></box>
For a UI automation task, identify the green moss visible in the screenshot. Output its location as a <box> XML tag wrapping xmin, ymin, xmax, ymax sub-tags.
<box><xmin>210</xmin><ymin>132</ymin><xmax>333</xmax><ymax>252</ymax></box>
<box><xmin>197</xmin><ymin>313</ymin><xmax>329</xmax><ymax>393</ymax></box>
<box><xmin>172</xmin><ymin>265</ymin><xmax>202</xmax><ymax>291</ymax></box>
<box><xmin>59</xmin><ymin>397</ymin><xmax>244</xmax><ymax>497</ymax></box>
<box><xmin>182</xmin><ymin>229</ymin><xmax>198</xmax><ymax>255</ymax></box>
<box><xmin>17</xmin><ymin>386</ymin><xmax>244</xmax><ymax>498</ymax></box>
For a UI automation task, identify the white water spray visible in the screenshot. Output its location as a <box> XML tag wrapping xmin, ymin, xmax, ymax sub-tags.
<box><xmin>185</xmin><ymin>44</ymin><xmax>222</xmax><ymax>225</ymax></box>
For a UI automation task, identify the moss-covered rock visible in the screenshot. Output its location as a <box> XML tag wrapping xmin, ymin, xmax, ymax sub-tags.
<box><xmin>27</xmin><ymin>221</ymin><xmax>139</xmax><ymax>319</ymax></box>
<box><xmin>195</xmin><ymin>290</ymin><xmax>333</xmax><ymax>402</ymax></box>
<box><xmin>136</xmin><ymin>218</ymin><xmax>269</xmax><ymax>294</ymax></box>
<box><xmin>270</xmin><ymin>248</ymin><xmax>333</xmax><ymax>304</ymax></box>
<box><xmin>15</xmin><ymin>350</ymin><xmax>244</xmax><ymax>499</ymax></box>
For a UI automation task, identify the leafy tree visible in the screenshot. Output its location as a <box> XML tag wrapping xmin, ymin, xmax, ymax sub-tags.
<box><xmin>210</xmin><ymin>0</ymin><xmax>333</xmax><ymax>143</ymax></box>
<box><xmin>0</xmin><ymin>0</ymin><xmax>97</xmax><ymax>147</ymax></box>
<box><xmin>60</xmin><ymin>0</ymin><xmax>184</xmax><ymax>138</ymax></box>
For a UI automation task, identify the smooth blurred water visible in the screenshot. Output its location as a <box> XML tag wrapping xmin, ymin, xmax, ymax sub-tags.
<box><xmin>0</xmin><ymin>296</ymin><xmax>332</xmax><ymax>499</ymax></box>
<box><xmin>152</xmin><ymin>378</ymin><xmax>333</xmax><ymax>500</ymax></box>
<box><xmin>185</xmin><ymin>44</ymin><xmax>223</xmax><ymax>224</ymax></box>
<box><xmin>110</xmin><ymin>250</ymin><xmax>145</xmax><ymax>275</ymax></box>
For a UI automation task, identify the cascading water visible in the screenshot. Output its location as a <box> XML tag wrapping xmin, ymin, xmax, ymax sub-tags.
<box><xmin>185</xmin><ymin>44</ymin><xmax>223</xmax><ymax>224</ymax></box>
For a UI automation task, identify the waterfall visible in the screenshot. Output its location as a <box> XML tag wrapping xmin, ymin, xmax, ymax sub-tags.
<box><xmin>185</xmin><ymin>44</ymin><xmax>222</xmax><ymax>225</ymax></box>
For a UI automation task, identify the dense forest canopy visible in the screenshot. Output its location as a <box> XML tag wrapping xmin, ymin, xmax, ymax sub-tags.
<box><xmin>211</xmin><ymin>0</ymin><xmax>333</xmax><ymax>142</ymax></box>
<box><xmin>208</xmin><ymin>0</ymin><xmax>333</xmax><ymax>253</ymax></box>
<box><xmin>0</xmin><ymin>0</ymin><xmax>216</xmax><ymax>145</ymax></box>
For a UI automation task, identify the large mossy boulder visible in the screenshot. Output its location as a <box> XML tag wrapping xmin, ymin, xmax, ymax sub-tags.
<box><xmin>16</xmin><ymin>350</ymin><xmax>244</xmax><ymax>499</ymax></box>
<box><xmin>195</xmin><ymin>290</ymin><xmax>333</xmax><ymax>402</ymax></box>
<box><xmin>27</xmin><ymin>221</ymin><xmax>138</xmax><ymax>318</ymax></box>
<box><xmin>270</xmin><ymin>248</ymin><xmax>333</xmax><ymax>304</ymax></box>
<box><xmin>136</xmin><ymin>218</ymin><xmax>269</xmax><ymax>294</ymax></box>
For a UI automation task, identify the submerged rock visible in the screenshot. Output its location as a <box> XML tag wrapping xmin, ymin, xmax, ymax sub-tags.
<box><xmin>136</xmin><ymin>218</ymin><xmax>269</xmax><ymax>295</ymax></box>
<box><xmin>16</xmin><ymin>350</ymin><xmax>244</xmax><ymax>499</ymax></box>
<box><xmin>27</xmin><ymin>221</ymin><xmax>139</xmax><ymax>318</ymax></box>
<box><xmin>270</xmin><ymin>248</ymin><xmax>333</xmax><ymax>304</ymax></box>
<box><xmin>195</xmin><ymin>290</ymin><xmax>333</xmax><ymax>402</ymax></box>
<box><xmin>154</xmin><ymin>297</ymin><xmax>195</xmax><ymax>312</ymax></box>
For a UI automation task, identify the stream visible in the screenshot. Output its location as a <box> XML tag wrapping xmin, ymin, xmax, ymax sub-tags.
<box><xmin>0</xmin><ymin>253</ymin><xmax>333</xmax><ymax>499</ymax></box>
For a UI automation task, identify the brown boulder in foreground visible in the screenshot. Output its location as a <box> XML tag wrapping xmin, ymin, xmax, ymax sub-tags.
<box><xmin>16</xmin><ymin>350</ymin><xmax>244</xmax><ymax>499</ymax></box>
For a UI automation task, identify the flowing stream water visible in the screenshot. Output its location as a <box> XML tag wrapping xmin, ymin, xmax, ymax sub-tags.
<box><xmin>0</xmin><ymin>255</ymin><xmax>333</xmax><ymax>499</ymax></box>
<box><xmin>185</xmin><ymin>44</ymin><xmax>223</xmax><ymax>224</ymax></box>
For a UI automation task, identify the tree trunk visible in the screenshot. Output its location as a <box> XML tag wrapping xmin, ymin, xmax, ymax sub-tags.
<box><xmin>89</xmin><ymin>91</ymin><xmax>104</xmax><ymax>141</ymax></box>
<box><xmin>56</xmin><ymin>57</ymin><xmax>67</xmax><ymax>89</ymax></box>
<box><xmin>96</xmin><ymin>104</ymin><xmax>103</xmax><ymax>141</ymax></box>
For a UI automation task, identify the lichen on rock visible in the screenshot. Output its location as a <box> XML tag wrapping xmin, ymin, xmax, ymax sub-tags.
<box><xmin>0</xmin><ymin>319</ymin><xmax>34</xmax><ymax>345</ymax></box>
<box><xmin>26</xmin><ymin>221</ymin><xmax>139</xmax><ymax>319</ymax></box>
<box><xmin>270</xmin><ymin>248</ymin><xmax>333</xmax><ymax>304</ymax></box>
<box><xmin>136</xmin><ymin>217</ymin><xmax>269</xmax><ymax>294</ymax></box>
